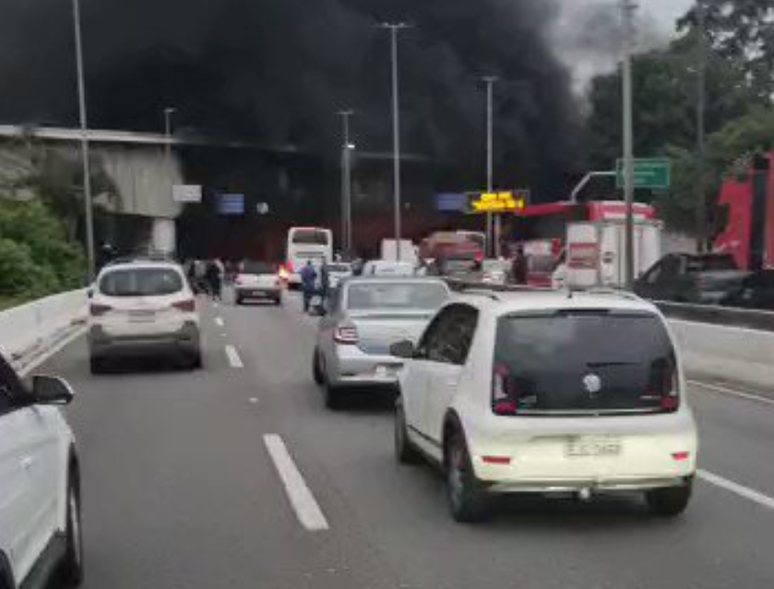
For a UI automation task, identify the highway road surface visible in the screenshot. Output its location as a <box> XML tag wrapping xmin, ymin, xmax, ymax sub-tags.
<box><xmin>35</xmin><ymin>291</ymin><xmax>774</xmax><ymax>589</ymax></box>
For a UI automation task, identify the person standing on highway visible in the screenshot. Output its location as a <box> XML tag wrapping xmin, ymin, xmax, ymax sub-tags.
<box><xmin>300</xmin><ymin>260</ymin><xmax>318</xmax><ymax>313</ymax></box>
<box><xmin>511</xmin><ymin>245</ymin><xmax>528</xmax><ymax>285</ymax></box>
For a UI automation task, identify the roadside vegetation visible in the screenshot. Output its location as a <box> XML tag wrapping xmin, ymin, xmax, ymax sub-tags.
<box><xmin>0</xmin><ymin>199</ymin><xmax>86</xmax><ymax>310</ymax></box>
<box><xmin>587</xmin><ymin>0</ymin><xmax>774</xmax><ymax>233</ymax></box>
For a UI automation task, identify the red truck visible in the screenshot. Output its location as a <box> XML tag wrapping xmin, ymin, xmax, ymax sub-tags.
<box><xmin>714</xmin><ymin>152</ymin><xmax>774</xmax><ymax>271</ymax></box>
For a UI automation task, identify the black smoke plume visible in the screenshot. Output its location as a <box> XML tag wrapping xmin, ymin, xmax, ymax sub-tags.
<box><xmin>0</xmin><ymin>0</ymin><xmax>582</xmax><ymax>198</ymax></box>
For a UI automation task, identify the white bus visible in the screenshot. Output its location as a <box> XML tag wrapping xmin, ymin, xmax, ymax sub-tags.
<box><xmin>284</xmin><ymin>227</ymin><xmax>334</xmax><ymax>287</ymax></box>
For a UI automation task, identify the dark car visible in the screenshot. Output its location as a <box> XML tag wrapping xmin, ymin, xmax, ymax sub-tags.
<box><xmin>721</xmin><ymin>270</ymin><xmax>774</xmax><ymax>311</ymax></box>
<box><xmin>634</xmin><ymin>253</ymin><xmax>748</xmax><ymax>304</ymax></box>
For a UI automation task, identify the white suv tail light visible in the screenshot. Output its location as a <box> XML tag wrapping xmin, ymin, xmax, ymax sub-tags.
<box><xmin>90</xmin><ymin>303</ymin><xmax>112</xmax><ymax>317</ymax></box>
<box><xmin>172</xmin><ymin>299</ymin><xmax>196</xmax><ymax>313</ymax></box>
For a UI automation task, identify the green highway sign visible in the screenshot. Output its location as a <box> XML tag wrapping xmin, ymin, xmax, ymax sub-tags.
<box><xmin>615</xmin><ymin>158</ymin><xmax>671</xmax><ymax>190</ymax></box>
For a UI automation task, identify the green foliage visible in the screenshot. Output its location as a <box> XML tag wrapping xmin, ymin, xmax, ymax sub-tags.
<box><xmin>0</xmin><ymin>199</ymin><xmax>86</xmax><ymax>302</ymax></box>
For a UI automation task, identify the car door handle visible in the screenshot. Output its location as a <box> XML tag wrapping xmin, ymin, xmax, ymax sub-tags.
<box><xmin>21</xmin><ymin>457</ymin><xmax>35</xmax><ymax>470</ymax></box>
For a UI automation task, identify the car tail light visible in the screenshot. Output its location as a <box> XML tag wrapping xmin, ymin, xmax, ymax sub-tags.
<box><xmin>672</xmin><ymin>451</ymin><xmax>690</xmax><ymax>461</ymax></box>
<box><xmin>658</xmin><ymin>367</ymin><xmax>680</xmax><ymax>413</ymax></box>
<box><xmin>234</xmin><ymin>275</ymin><xmax>244</xmax><ymax>286</ymax></box>
<box><xmin>492</xmin><ymin>363</ymin><xmax>519</xmax><ymax>416</ymax></box>
<box><xmin>90</xmin><ymin>303</ymin><xmax>112</xmax><ymax>316</ymax></box>
<box><xmin>286</xmin><ymin>260</ymin><xmax>294</xmax><ymax>273</ymax></box>
<box><xmin>172</xmin><ymin>299</ymin><xmax>196</xmax><ymax>313</ymax></box>
<box><xmin>334</xmin><ymin>324</ymin><xmax>358</xmax><ymax>345</ymax></box>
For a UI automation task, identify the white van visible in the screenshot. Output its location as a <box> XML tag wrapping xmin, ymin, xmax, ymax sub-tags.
<box><xmin>285</xmin><ymin>227</ymin><xmax>333</xmax><ymax>287</ymax></box>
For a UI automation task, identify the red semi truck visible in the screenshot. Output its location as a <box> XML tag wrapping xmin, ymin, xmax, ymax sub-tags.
<box><xmin>714</xmin><ymin>152</ymin><xmax>774</xmax><ymax>271</ymax></box>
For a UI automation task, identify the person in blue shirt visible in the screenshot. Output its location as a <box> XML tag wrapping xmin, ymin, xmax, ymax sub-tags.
<box><xmin>300</xmin><ymin>261</ymin><xmax>318</xmax><ymax>312</ymax></box>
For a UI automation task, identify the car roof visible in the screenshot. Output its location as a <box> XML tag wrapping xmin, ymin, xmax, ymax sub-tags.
<box><xmin>98</xmin><ymin>261</ymin><xmax>183</xmax><ymax>275</ymax></box>
<box><xmin>451</xmin><ymin>288</ymin><xmax>661</xmax><ymax>316</ymax></box>
<box><xmin>342</xmin><ymin>276</ymin><xmax>447</xmax><ymax>287</ymax></box>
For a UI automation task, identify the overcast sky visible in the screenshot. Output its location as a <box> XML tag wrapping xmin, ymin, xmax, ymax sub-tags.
<box><xmin>556</xmin><ymin>0</ymin><xmax>695</xmax><ymax>92</ymax></box>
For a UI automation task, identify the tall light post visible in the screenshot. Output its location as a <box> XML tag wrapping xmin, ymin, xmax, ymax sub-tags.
<box><xmin>337</xmin><ymin>110</ymin><xmax>355</xmax><ymax>254</ymax></box>
<box><xmin>164</xmin><ymin>107</ymin><xmax>177</xmax><ymax>198</ymax></box>
<box><xmin>380</xmin><ymin>22</ymin><xmax>410</xmax><ymax>261</ymax></box>
<box><xmin>621</xmin><ymin>0</ymin><xmax>638</xmax><ymax>289</ymax></box>
<box><xmin>695</xmin><ymin>0</ymin><xmax>708</xmax><ymax>253</ymax></box>
<box><xmin>71</xmin><ymin>0</ymin><xmax>95</xmax><ymax>279</ymax></box>
<box><xmin>482</xmin><ymin>75</ymin><xmax>498</xmax><ymax>257</ymax></box>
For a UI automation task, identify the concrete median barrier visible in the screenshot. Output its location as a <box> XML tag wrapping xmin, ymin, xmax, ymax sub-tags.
<box><xmin>0</xmin><ymin>290</ymin><xmax>87</xmax><ymax>366</ymax></box>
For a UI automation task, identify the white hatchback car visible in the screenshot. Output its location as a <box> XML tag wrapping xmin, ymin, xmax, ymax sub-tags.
<box><xmin>0</xmin><ymin>353</ymin><xmax>83</xmax><ymax>589</ymax></box>
<box><xmin>392</xmin><ymin>289</ymin><xmax>698</xmax><ymax>522</ymax></box>
<box><xmin>88</xmin><ymin>259</ymin><xmax>202</xmax><ymax>373</ymax></box>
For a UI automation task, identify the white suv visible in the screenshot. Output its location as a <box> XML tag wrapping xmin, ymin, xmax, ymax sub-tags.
<box><xmin>391</xmin><ymin>289</ymin><xmax>698</xmax><ymax>522</ymax></box>
<box><xmin>0</xmin><ymin>353</ymin><xmax>83</xmax><ymax>589</ymax></box>
<box><xmin>88</xmin><ymin>259</ymin><xmax>202</xmax><ymax>373</ymax></box>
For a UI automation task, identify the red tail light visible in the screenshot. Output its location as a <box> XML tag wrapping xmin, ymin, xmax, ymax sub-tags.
<box><xmin>492</xmin><ymin>363</ymin><xmax>519</xmax><ymax>415</ymax></box>
<box><xmin>334</xmin><ymin>325</ymin><xmax>358</xmax><ymax>345</ymax></box>
<box><xmin>658</xmin><ymin>367</ymin><xmax>680</xmax><ymax>413</ymax></box>
<box><xmin>286</xmin><ymin>260</ymin><xmax>294</xmax><ymax>273</ymax></box>
<box><xmin>172</xmin><ymin>299</ymin><xmax>196</xmax><ymax>313</ymax></box>
<box><xmin>234</xmin><ymin>275</ymin><xmax>243</xmax><ymax>286</ymax></box>
<box><xmin>90</xmin><ymin>303</ymin><xmax>112</xmax><ymax>316</ymax></box>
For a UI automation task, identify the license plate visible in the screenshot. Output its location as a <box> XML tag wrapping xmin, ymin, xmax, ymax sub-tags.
<box><xmin>565</xmin><ymin>436</ymin><xmax>621</xmax><ymax>457</ymax></box>
<box><xmin>129</xmin><ymin>310</ymin><xmax>155</xmax><ymax>322</ymax></box>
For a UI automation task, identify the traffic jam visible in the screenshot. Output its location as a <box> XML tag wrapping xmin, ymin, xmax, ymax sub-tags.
<box><xmin>2</xmin><ymin>163</ymin><xmax>773</xmax><ymax>587</ymax></box>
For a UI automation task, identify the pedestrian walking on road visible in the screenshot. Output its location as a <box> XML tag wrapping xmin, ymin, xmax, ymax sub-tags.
<box><xmin>511</xmin><ymin>245</ymin><xmax>528</xmax><ymax>285</ymax></box>
<box><xmin>300</xmin><ymin>260</ymin><xmax>318</xmax><ymax>313</ymax></box>
<box><xmin>206</xmin><ymin>259</ymin><xmax>224</xmax><ymax>301</ymax></box>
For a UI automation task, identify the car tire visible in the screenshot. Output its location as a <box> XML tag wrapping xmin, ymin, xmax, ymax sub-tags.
<box><xmin>189</xmin><ymin>351</ymin><xmax>203</xmax><ymax>370</ymax></box>
<box><xmin>445</xmin><ymin>430</ymin><xmax>489</xmax><ymax>523</ymax></box>
<box><xmin>395</xmin><ymin>400</ymin><xmax>421</xmax><ymax>465</ymax></box>
<box><xmin>646</xmin><ymin>481</ymin><xmax>692</xmax><ymax>517</ymax></box>
<box><xmin>235</xmin><ymin>295</ymin><xmax>243</xmax><ymax>306</ymax></box>
<box><xmin>312</xmin><ymin>350</ymin><xmax>324</xmax><ymax>385</ymax></box>
<box><xmin>275</xmin><ymin>297</ymin><xmax>282</xmax><ymax>306</ymax></box>
<box><xmin>324</xmin><ymin>384</ymin><xmax>341</xmax><ymax>410</ymax></box>
<box><xmin>59</xmin><ymin>467</ymin><xmax>84</xmax><ymax>587</ymax></box>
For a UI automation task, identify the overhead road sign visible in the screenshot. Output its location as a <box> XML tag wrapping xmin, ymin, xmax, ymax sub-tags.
<box><xmin>467</xmin><ymin>190</ymin><xmax>529</xmax><ymax>214</ymax></box>
<box><xmin>172</xmin><ymin>184</ymin><xmax>202</xmax><ymax>203</ymax></box>
<box><xmin>616</xmin><ymin>158</ymin><xmax>671</xmax><ymax>190</ymax></box>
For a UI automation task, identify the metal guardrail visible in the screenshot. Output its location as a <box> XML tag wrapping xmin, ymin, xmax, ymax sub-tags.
<box><xmin>654</xmin><ymin>301</ymin><xmax>774</xmax><ymax>332</ymax></box>
<box><xmin>443</xmin><ymin>277</ymin><xmax>774</xmax><ymax>333</ymax></box>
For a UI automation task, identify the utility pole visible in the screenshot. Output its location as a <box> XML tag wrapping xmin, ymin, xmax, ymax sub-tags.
<box><xmin>380</xmin><ymin>23</ymin><xmax>410</xmax><ymax>261</ymax></box>
<box><xmin>164</xmin><ymin>107</ymin><xmax>176</xmax><ymax>199</ymax></box>
<box><xmin>621</xmin><ymin>0</ymin><xmax>638</xmax><ymax>290</ymax></box>
<box><xmin>482</xmin><ymin>75</ymin><xmax>499</xmax><ymax>257</ymax></box>
<box><xmin>695</xmin><ymin>0</ymin><xmax>708</xmax><ymax>253</ymax></box>
<box><xmin>72</xmin><ymin>0</ymin><xmax>95</xmax><ymax>280</ymax></box>
<box><xmin>337</xmin><ymin>110</ymin><xmax>355</xmax><ymax>255</ymax></box>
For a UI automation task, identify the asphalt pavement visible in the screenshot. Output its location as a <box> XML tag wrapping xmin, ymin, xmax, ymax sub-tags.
<box><xmin>35</xmin><ymin>289</ymin><xmax>774</xmax><ymax>589</ymax></box>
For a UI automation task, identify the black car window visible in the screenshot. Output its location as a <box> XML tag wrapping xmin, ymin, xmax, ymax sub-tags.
<box><xmin>425</xmin><ymin>304</ymin><xmax>478</xmax><ymax>365</ymax></box>
<box><xmin>436</xmin><ymin>305</ymin><xmax>479</xmax><ymax>365</ymax></box>
<box><xmin>643</xmin><ymin>261</ymin><xmax>663</xmax><ymax>284</ymax></box>
<box><xmin>0</xmin><ymin>354</ymin><xmax>25</xmax><ymax>414</ymax></box>
<box><xmin>661</xmin><ymin>256</ymin><xmax>682</xmax><ymax>278</ymax></box>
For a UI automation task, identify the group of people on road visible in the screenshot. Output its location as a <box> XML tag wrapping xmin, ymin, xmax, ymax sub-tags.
<box><xmin>300</xmin><ymin>260</ymin><xmax>331</xmax><ymax>313</ymax></box>
<box><xmin>186</xmin><ymin>258</ymin><xmax>225</xmax><ymax>301</ymax></box>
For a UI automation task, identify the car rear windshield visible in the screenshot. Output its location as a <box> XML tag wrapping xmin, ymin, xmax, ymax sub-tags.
<box><xmin>99</xmin><ymin>268</ymin><xmax>184</xmax><ymax>297</ymax></box>
<box><xmin>242</xmin><ymin>262</ymin><xmax>277</xmax><ymax>274</ymax></box>
<box><xmin>328</xmin><ymin>264</ymin><xmax>351</xmax><ymax>273</ymax></box>
<box><xmin>347</xmin><ymin>282</ymin><xmax>448</xmax><ymax>311</ymax></box>
<box><xmin>292</xmin><ymin>229</ymin><xmax>329</xmax><ymax>245</ymax></box>
<box><xmin>494</xmin><ymin>311</ymin><xmax>677</xmax><ymax>414</ymax></box>
<box><xmin>687</xmin><ymin>255</ymin><xmax>738</xmax><ymax>272</ymax></box>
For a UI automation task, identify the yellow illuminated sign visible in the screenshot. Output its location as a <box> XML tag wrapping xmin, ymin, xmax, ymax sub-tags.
<box><xmin>470</xmin><ymin>191</ymin><xmax>526</xmax><ymax>214</ymax></box>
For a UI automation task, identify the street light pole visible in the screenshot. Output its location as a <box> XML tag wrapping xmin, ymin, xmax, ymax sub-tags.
<box><xmin>337</xmin><ymin>110</ymin><xmax>354</xmax><ymax>254</ymax></box>
<box><xmin>695</xmin><ymin>0</ymin><xmax>708</xmax><ymax>254</ymax></box>
<box><xmin>380</xmin><ymin>23</ymin><xmax>410</xmax><ymax>261</ymax></box>
<box><xmin>71</xmin><ymin>0</ymin><xmax>95</xmax><ymax>280</ymax></box>
<box><xmin>482</xmin><ymin>75</ymin><xmax>498</xmax><ymax>257</ymax></box>
<box><xmin>621</xmin><ymin>0</ymin><xmax>638</xmax><ymax>290</ymax></box>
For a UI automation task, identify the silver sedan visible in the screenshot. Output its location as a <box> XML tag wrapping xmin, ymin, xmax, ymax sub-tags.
<box><xmin>312</xmin><ymin>277</ymin><xmax>450</xmax><ymax>409</ymax></box>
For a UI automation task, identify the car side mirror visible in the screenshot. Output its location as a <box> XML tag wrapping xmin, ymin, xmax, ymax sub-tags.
<box><xmin>390</xmin><ymin>340</ymin><xmax>415</xmax><ymax>359</ymax></box>
<box><xmin>86</xmin><ymin>288</ymin><xmax>94</xmax><ymax>299</ymax></box>
<box><xmin>32</xmin><ymin>375</ymin><xmax>74</xmax><ymax>406</ymax></box>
